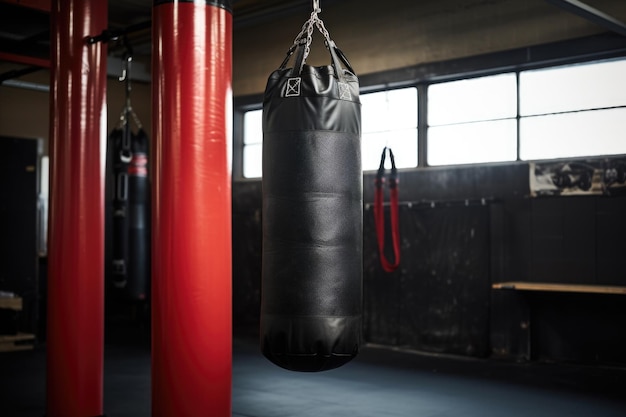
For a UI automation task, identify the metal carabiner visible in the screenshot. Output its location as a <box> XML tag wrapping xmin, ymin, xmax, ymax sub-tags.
<box><xmin>313</xmin><ymin>0</ymin><xmax>321</xmax><ymax>13</ymax></box>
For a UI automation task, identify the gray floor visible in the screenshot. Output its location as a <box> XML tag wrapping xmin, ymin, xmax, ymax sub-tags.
<box><xmin>1</xmin><ymin>338</ymin><xmax>625</xmax><ymax>416</ymax></box>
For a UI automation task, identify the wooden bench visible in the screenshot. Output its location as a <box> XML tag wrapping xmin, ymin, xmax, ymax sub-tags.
<box><xmin>0</xmin><ymin>297</ymin><xmax>35</xmax><ymax>352</ymax></box>
<box><xmin>0</xmin><ymin>297</ymin><xmax>23</xmax><ymax>310</ymax></box>
<box><xmin>0</xmin><ymin>333</ymin><xmax>35</xmax><ymax>352</ymax></box>
<box><xmin>492</xmin><ymin>282</ymin><xmax>626</xmax><ymax>295</ymax></box>
<box><xmin>490</xmin><ymin>281</ymin><xmax>626</xmax><ymax>362</ymax></box>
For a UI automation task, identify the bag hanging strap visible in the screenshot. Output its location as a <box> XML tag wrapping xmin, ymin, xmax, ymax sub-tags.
<box><xmin>116</xmin><ymin>41</ymin><xmax>143</xmax><ymax>163</ymax></box>
<box><xmin>374</xmin><ymin>147</ymin><xmax>401</xmax><ymax>273</ymax></box>
<box><xmin>112</xmin><ymin>40</ymin><xmax>143</xmax><ymax>286</ymax></box>
<box><xmin>277</xmin><ymin>1</ymin><xmax>355</xmax><ymax>81</ymax></box>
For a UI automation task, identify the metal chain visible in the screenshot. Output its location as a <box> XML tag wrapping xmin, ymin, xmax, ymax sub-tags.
<box><xmin>300</xmin><ymin>10</ymin><xmax>334</xmax><ymax>63</ymax></box>
<box><xmin>284</xmin><ymin>1</ymin><xmax>335</xmax><ymax>67</ymax></box>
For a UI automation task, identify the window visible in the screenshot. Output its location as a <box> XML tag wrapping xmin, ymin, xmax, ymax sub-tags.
<box><xmin>241</xmin><ymin>88</ymin><xmax>419</xmax><ymax>177</ymax></box>
<box><xmin>238</xmin><ymin>56</ymin><xmax>626</xmax><ymax>177</ymax></box>
<box><xmin>427</xmin><ymin>73</ymin><xmax>517</xmax><ymax>166</ymax></box>
<box><xmin>519</xmin><ymin>59</ymin><xmax>626</xmax><ymax>160</ymax></box>
<box><xmin>242</xmin><ymin>109</ymin><xmax>263</xmax><ymax>178</ymax></box>
<box><xmin>360</xmin><ymin>87</ymin><xmax>418</xmax><ymax>170</ymax></box>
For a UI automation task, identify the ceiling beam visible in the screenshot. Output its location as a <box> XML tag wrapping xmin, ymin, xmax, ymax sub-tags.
<box><xmin>0</xmin><ymin>51</ymin><xmax>50</xmax><ymax>68</ymax></box>
<box><xmin>0</xmin><ymin>65</ymin><xmax>42</xmax><ymax>83</ymax></box>
<box><xmin>545</xmin><ymin>0</ymin><xmax>626</xmax><ymax>37</ymax></box>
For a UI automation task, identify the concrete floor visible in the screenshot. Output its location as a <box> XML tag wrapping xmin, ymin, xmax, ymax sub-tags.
<box><xmin>1</xmin><ymin>337</ymin><xmax>625</xmax><ymax>416</ymax></box>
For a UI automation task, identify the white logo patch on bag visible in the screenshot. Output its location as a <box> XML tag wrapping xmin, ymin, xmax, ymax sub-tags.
<box><xmin>286</xmin><ymin>78</ymin><xmax>301</xmax><ymax>97</ymax></box>
<box><xmin>338</xmin><ymin>82</ymin><xmax>351</xmax><ymax>100</ymax></box>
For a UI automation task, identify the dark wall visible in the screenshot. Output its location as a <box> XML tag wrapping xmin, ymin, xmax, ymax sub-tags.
<box><xmin>0</xmin><ymin>137</ymin><xmax>41</xmax><ymax>336</ymax></box>
<box><xmin>491</xmin><ymin>193</ymin><xmax>626</xmax><ymax>364</ymax></box>
<box><xmin>232</xmin><ymin>160</ymin><xmax>626</xmax><ymax>365</ymax></box>
<box><xmin>232</xmin><ymin>181</ymin><xmax>262</xmax><ymax>336</ymax></box>
<box><xmin>232</xmin><ymin>163</ymin><xmax>521</xmax><ymax>351</ymax></box>
<box><xmin>364</xmin><ymin>202</ymin><xmax>491</xmax><ymax>357</ymax></box>
<box><xmin>230</xmin><ymin>30</ymin><xmax>626</xmax><ymax>362</ymax></box>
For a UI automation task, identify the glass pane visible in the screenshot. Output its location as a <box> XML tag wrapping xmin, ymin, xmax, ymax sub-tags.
<box><xmin>243</xmin><ymin>109</ymin><xmax>263</xmax><ymax>145</ymax></box>
<box><xmin>520</xmin><ymin>59</ymin><xmax>626</xmax><ymax>116</ymax></box>
<box><xmin>362</xmin><ymin>128</ymin><xmax>418</xmax><ymax>171</ymax></box>
<box><xmin>361</xmin><ymin>87</ymin><xmax>417</xmax><ymax>133</ymax></box>
<box><xmin>428</xmin><ymin>73</ymin><xmax>517</xmax><ymax>126</ymax></box>
<box><xmin>428</xmin><ymin>119</ymin><xmax>517</xmax><ymax>166</ymax></box>
<box><xmin>520</xmin><ymin>108</ymin><xmax>626</xmax><ymax>160</ymax></box>
<box><xmin>243</xmin><ymin>143</ymin><xmax>262</xmax><ymax>178</ymax></box>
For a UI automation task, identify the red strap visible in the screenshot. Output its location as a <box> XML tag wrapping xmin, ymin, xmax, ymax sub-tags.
<box><xmin>374</xmin><ymin>148</ymin><xmax>400</xmax><ymax>273</ymax></box>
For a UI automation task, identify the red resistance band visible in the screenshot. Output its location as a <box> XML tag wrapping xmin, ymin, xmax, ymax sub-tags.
<box><xmin>374</xmin><ymin>147</ymin><xmax>400</xmax><ymax>273</ymax></box>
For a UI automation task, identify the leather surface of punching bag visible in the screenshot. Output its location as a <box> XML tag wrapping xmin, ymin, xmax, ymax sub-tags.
<box><xmin>110</xmin><ymin>127</ymin><xmax>130</xmax><ymax>286</ymax></box>
<box><xmin>107</xmin><ymin>127</ymin><xmax>150</xmax><ymax>300</ymax></box>
<box><xmin>261</xmin><ymin>12</ymin><xmax>363</xmax><ymax>372</ymax></box>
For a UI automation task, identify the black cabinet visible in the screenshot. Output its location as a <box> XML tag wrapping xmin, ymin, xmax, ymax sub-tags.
<box><xmin>0</xmin><ymin>136</ymin><xmax>42</xmax><ymax>337</ymax></box>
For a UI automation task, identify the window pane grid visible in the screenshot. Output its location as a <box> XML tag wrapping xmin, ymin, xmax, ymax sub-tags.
<box><xmin>519</xmin><ymin>57</ymin><xmax>626</xmax><ymax>161</ymax></box>
<box><xmin>428</xmin><ymin>119</ymin><xmax>518</xmax><ymax>166</ymax></box>
<box><xmin>240</xmin><ymin>58</ymin><xmax>626</xmax><ymax>177</ymax></box>
<box><xmin>428</xmin><ymin>73</ymin><xmax>517</xmax><ymax>127</ymax></box>
<box><xmin>520</xmin><ymin>107</ymin><xmax>626</xmax><ymax>161</ymax></box>
<box><xmin>520</xmin><ymin>59</ymin><xmax>626</xmax><ymax>117</ymax></box>
<box><xmin>361</xmin><ymin>87</ymin><xmax>418</xmax><ymax>171</ymax></box>
<box><xmin>427</xmin><ymin>73</ymin><xmax>517</xmax><ymax>165</ymax></box>
<box><xmin>243</xmin><ymin>109</ymin><xmax>263</xmax><ymax>145</ymax></box>
<box><xmin>362</xmin><ymin>128</ymin><xmax>418</xmax><ymax>171</ymax></box>
<box><xmin>243</xmin><ymin>109</ymin><xmax>263</xmax><ymax>178</ymax></box>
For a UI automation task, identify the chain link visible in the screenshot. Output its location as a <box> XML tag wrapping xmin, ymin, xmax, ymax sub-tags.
<box><xmin>299</xmin><ymin>10</ymin><xmax>334</xmax><ymax>63</ymax></box>
<box><xmin>283</xmin><ymin>6</ymin><xmax>336</xmax><ymax>69</ymax></box>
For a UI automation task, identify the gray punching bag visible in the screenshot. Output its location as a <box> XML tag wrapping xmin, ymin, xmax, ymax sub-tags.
<box><xmin>261</xmin><ymin>9</ymin><xmax>363</xmax><ymax>372</ymax></box>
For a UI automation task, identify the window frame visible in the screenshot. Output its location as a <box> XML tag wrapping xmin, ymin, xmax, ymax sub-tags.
<box><xmin>234</xmin><ymin>33</ymin><xmax>626</xmax><ymax>180</ymax></box>
<box><xmin>359</xmin><ymin>85</ymin><xmax>419</xmax><ymax>171</ymax></box>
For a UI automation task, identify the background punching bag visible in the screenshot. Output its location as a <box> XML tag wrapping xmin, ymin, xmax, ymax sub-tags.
<box><xmin>107</xmin><ymin>126</ymin><xmax>150</xmax><ymax>300</ymax></box>
<box><xmin>107</xmin><ymin>46</ymin><xmax>150</xmax><ymax>302</ymax></box>
<box><xmin>110</xmin><ymin>127</ymin><xmax>130</xmax><ymax>288</ymax></box>
<box><xmin>126</xmin><ymin>129</ymin><xmax>150</xmax><ymax>300</ymax></box>
<box><xmin>261</xmin><ymin>8</ymin><xmax>363</xmax><ymax>372</ymax></box>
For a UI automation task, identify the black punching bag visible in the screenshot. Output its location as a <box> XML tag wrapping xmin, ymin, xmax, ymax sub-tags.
<box><xmin>111</xmin><ymin>127</ymin><xmax>131</xmax><ymax>288</ymax></box>
<box><xmin>108</xmin><ymin>125</ymin><xmax>150</xmax><ymax>301</ymax></box>
<box><xmin>260</xmin><ymin>9</ymin><xmax>362</xmax><ymax>372</ymax></box>
<box><xmin>126</xmin><ymin>129</ymin><xmax>150</xmax><ymax>300</ymax></box>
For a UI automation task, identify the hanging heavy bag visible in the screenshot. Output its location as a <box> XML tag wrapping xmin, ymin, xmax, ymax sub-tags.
<box><xmin>110</xmin><ymin>125</ymin><xmax>132</xmax><ymax>289</ymax></box>
<box><xmin>107</xmin><ymin>112</ymin><xmax>151</xmax><ymax>300</ymax></box>
<box><xmin>108</xmin><ymin>47</ymin><xmax>151</xmax><ymax>301</ymax></box>
<box><xmin>126</xmin><ymin>129</ymin><xmax>150</xmax><ymax>300</ymax></box>
<box><xmin>261</xmin><ymin>5</ymin><xmax>363</xmax><ymax>372</ymax></box>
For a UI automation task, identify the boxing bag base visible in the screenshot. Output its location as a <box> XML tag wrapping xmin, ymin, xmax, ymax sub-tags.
<box><xmin>261</xmin><ymin>315</ymin><xmax>360</xmax><ymax>372</ymax></box>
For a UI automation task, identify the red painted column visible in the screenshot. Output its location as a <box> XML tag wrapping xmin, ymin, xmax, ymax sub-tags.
<box><xmin>46</xmin><ymin>1</ymin><xmax>107</xmax><ymax>417</ymax></box>
<box><xmin>152</xmin><ymin>1</ymin><xmax>233</xmax><ymax>416</ymax></box>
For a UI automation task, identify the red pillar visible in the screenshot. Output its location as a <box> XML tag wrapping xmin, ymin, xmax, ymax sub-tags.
<box><xmin>46</xmin><ymin>1</ymin><xmax>107</xmax><ymax>417</ymax></box>
<box><xmin>152</xmin><ymin>1</ymin><xmax>233</xmax><ymax>416</ymax></box>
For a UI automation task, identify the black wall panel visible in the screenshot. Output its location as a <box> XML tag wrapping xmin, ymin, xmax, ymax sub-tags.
<box><xmin>490</xmin><ymin>199</ymin><xmax>532</xmax><ymax>283</ymax></box>
<box><xmin>232</xmin><ymin>181</ymin><xmax>263</xmax><ymax>335</ymax></box>
<box><xmin>0</xmin><ymin>137</ymin><xmax>40</xmax><ymax>335</ymax></box>
<box><xmin>364</xmin><ymin>203</ymin><xmax>491</xmax><ymax>357</ymax></box>
<box><xmin>363</xmin><ymin>163</ymin><xmax>529</xmax><ymax>203</ymax></box>
<box><xmin>530</xmin><ymin>292</ymin><xmax>626</xmax><ymax>365</ymax></box>
<box><xmin>530</xmin><ymin>197</ymin><xmax>596</xmax><ymax>284</ymax></box>
<box><xmin>596</xmin><ymin>196</ymin><xmax>626</xmax><ymax>286</ymax></box>
<box><xmin>231</xmin><ymin>160</ymin><xmax>626</xmax><ymax>365</ymax></box>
